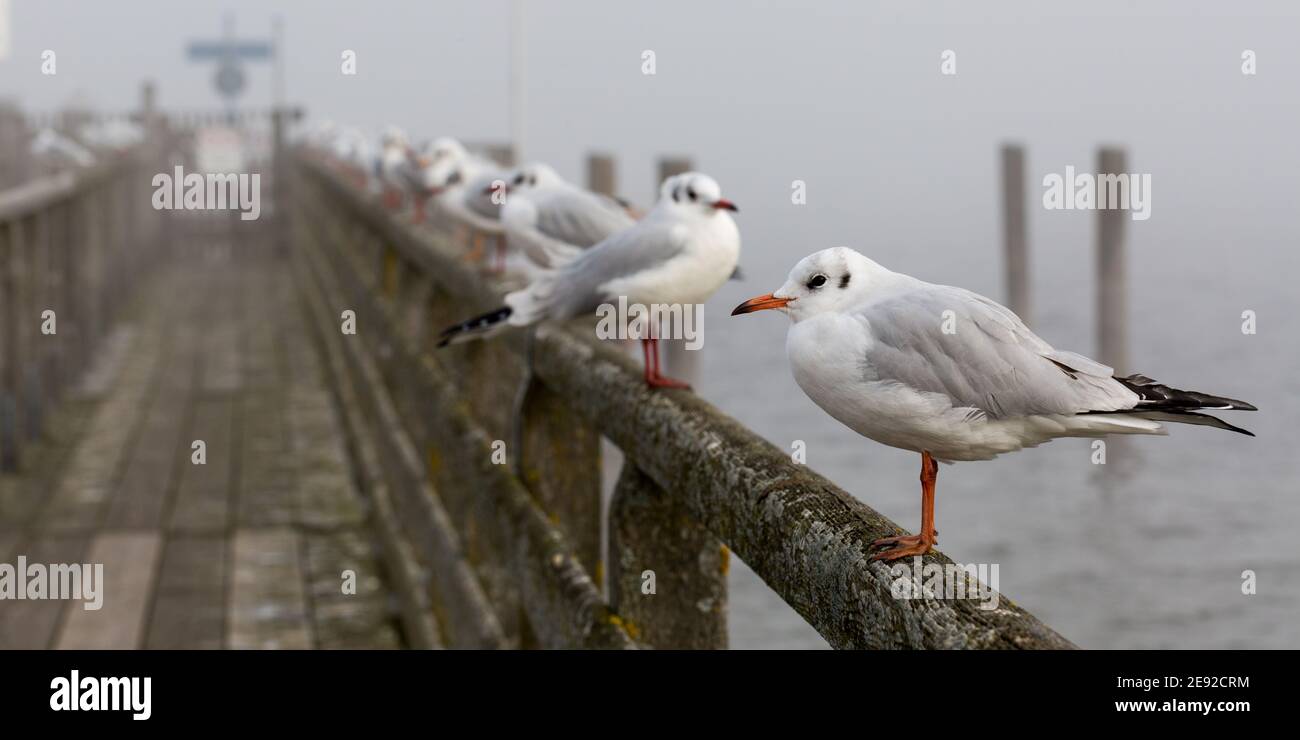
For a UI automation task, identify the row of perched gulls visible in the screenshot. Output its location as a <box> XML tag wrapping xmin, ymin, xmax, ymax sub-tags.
<box><xmin>304</xmin><ymin>122</ymin><xmax>671</xmax><ymax>289</ymax></box>
<box><xmin>28</xmin><ymin>119</ymin><xmax>146</xmax><ymax>172</ymax></box>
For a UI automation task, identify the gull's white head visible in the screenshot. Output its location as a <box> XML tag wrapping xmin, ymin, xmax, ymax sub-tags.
<box><xmin>732</xmin><ymin>247</ymin><xmax>878</xmax><ymax>322</ymax></box>
<box><xmin>422</xmin><ymin>137</ymin><xmax>472</xmax><ymax>191</ymax></box>
<box><xmin>657</xmin><ymin>172</ymin><xmax>738</xmax><ymax>218</ymax></box>
<box><xmin>381</xmin><ymin>126</ymin><xmax>408</xmax><ymax>149</ymax></box>
<box><xmin>506</xmin><ymin>162</ymin><xmax>563</xmax><ymax>194</ymax></box>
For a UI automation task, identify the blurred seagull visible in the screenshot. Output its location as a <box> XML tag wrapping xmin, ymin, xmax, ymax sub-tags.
<box><xmin>732</xmin><ymin>247</ymin><xmax>1256</xmax><ymax>560</ymax></box>
<box><xmin>422</xmin><ymin>137</ymin><xmax>510</xmax><ymax>269</ymax></box>
<box><xmin>497</xmin><ymin>163</ymin><xmax>636</xmax><ymax>269</ymax></box>
<box><xmin>330</xmin><ymin>127</ymin><xmax>372</xmax><ymax>188</ymax></box>
<box><xmin>374</xmin><ymin>125</ymin><xmax>412</xmax><ymax>210</ymax></box>
<box><xmin>31</xmin><ymin>128</ymin><xmax>96</xmax><ymax>168</ymax></box>
<box><xmin>438</xmin><ymin>172</ymin><xmax>741</xmax><ymax>389</ymax></box>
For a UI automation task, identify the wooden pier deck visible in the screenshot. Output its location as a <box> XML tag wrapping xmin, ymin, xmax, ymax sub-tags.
<box><xmin>0</xmin><ymin>249</ymin><xmax>402</xmax><ymax>649</ymax></box>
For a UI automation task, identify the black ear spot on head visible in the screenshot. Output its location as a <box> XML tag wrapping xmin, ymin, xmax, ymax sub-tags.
<box><xmin>839</xmin><ymin>273</ymin><xmax>851</xmax><ymax>289</ymax></box>
<box><xmin>672</xmin><ymin>184</ymin><xmax>682</xmax><ymax>202</ymax></box>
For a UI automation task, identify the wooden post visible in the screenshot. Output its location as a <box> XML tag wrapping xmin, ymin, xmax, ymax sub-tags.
<box><xmin>519</xmin><ymin>379</ymin><xmax>603</xmax><ymax>579</ymax></box>
<box><xmin>586</xmin><ymin>153</ymin><xmax>617</xmax><ymax>197</ymax></box>
<box><xmin>655</xmin><ymin>156</ymin><xmax>699</xmax><ymax>385</ymax></box>
<box><xmin>1000</xmin><ymin>144</ymin><xmax>1030</xmax><ymax>325</ymax></box>
<box><xmin>1096</xmin><ymin>147</ymin><xmax>1128</xmax><ymax>374</ymax></box>
<box><xmin>608</xmin><ymin>463</ymin><xmax>727</xmax><ymax>648</ymax></box>
<box><xmin>19</xmin><ymin>216</ymin><xmax>42</xmax><ymax>443</ymax></box>
<box><xmin>0</xmin><ymin>220</ymin><xmax>19</xmax><ymax>471</ymax></box>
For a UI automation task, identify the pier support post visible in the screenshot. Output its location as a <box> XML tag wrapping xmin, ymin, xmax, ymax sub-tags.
<box><xmin>655</xmin><ymin>156</ymin><xmax>699</xmax><ymax>385</ymax></box>
<box><xmin>608</xmin><ymin>463</ymin><xmax>727</xmax><ymax>649</ymax></box>
<box><xmin>586</xmin><ymin>153</ymin><xmax>617</xmax><ymax>197</ymax></box>
<box><xmin>519</xmin><ymin>380</ymin><xmax>603</xmax><ymax>579</ymax></box>
<box><xmin>1096</xmin><ymin>147</ymin><xmax>1128</xmax><ymax>373</ymax></box>
<box><xmin>1000</xmin><ymin>144</ymin><xmax>1030</xmax><ymax>325</ymax></box>
<box><xmin>0</xmin><ymin>220</ymin><xmax>21</xmax><ymax>471</ymax></box>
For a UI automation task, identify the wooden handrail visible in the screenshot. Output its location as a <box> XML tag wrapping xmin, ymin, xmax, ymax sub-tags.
<box><xmin>289</xmin><ymin>149</ymin><xmax>1075</xmax><ymax>650</ymax></box>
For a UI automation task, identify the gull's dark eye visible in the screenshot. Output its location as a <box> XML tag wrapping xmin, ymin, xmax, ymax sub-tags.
<box><xmin>513</xmin><ymin>174</ymin><xmax>525</xmax><ymax>185</ymax></box>
<box><xmin>687</xmin><ymin>187</ymin><xmax>697</xmax><ymax>201</ymax></box>
<box><xmin>806</xmin><ymin>274</ymin><xmax>828</xmax><ymax>289</ymax></box>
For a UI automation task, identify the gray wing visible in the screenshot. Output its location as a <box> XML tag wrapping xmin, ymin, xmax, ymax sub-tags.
<box><xmin>862</xmin><ymin>286</ymin><xmax>1136</xmax><ymax>418</ymax></box>
<box><xmin>545</xmin><ymin>217</ymin><xmax>686</xmax><ymax>318</ymax></box>
<box><xmin>534</xmin><ymin>188</ymin><xmax>635</xmax><ymax>248</ymax></box>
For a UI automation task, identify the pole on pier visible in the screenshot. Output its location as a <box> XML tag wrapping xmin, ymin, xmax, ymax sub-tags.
<box><xmin>586</xmin><ymin>153</ymin><xmax>616</xmax><ymax>197</ymax></box>
<box><xmin>1096</xmin><ymin>147</ymin><xmax>1128</xmax><ymax>374</ymax></box>
<box><xmin>655</xmin><ymin>156</ymin><xmax>698</xmax><ymax>385</ymax></box>
<box><xmin>1000</xmin><ymin>144</ymin><xmax>1030</xmax><ymax>325</ymax></box>
<box><xmin>508</xmin><ymin>0</ymin><xmax>525</xmax><ymax>164</ymax></box>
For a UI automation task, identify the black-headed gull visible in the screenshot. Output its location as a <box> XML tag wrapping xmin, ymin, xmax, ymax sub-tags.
<box><xmin>31</xmin><ymin>128</ymin><xmax>96</xmax><ymax>168</ymax></box>
<box><xmin>420</xmin><ymin>137</ymin><xmax>511</xmax><ymax>269</ymax></box>
<box><xmin>732</xmin><ymin>247</ymin><xmax>1256</xmax><ymax>560</ymax></box>
<box><xmin>439</xmin><ymin>172</ymin><xmax>740</xmax><ymax>389</ymax></box>
<box><xmin>496</xmin><ymin>163</ymin><xmax>637</xmax><ymax>269</ymax></box>
<box><xmin>374</xmin><ymin>125</ymin><xmax>412</xmax><ymax>210</ymax></box>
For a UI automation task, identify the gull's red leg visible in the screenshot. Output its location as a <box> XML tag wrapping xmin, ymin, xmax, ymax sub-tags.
<box><xmin>644</xmin><ymin>337</ymin><xmax>692</xmax><ymax>390</ymax></box>
<box><xmin>870</xmin><ymin>451</ymin><xmax>939</xmax><ymax>561</ymax></box>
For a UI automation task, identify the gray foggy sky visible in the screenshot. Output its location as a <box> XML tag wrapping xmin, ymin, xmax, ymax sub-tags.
<box><xmin>3</xmin><ymin>0</ymin><xmax>1298</xmax><ymax>344</ymax></box>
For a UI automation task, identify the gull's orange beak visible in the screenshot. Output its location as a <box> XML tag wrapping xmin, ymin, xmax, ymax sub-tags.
<box><xmin>712</xmin><ymin>198</ymin><xmax>738</xmax><ymax>212</ymax></box>
<box><xmin>731</xmin><ymin>293</ymin><xmax>791</xmax><ymax>315</ymax></box>
<box><xmin>484</xmin><ymin>181</ymin><xmax>507</xmax><ymax>196</ymax></box>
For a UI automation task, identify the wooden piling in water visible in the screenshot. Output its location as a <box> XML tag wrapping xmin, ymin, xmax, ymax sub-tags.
<box><xmin>1096</xmin><ymin>147</ymin><xmax>1128</xmax><ymax>373</ymax></box>
<box><xmin>586</xmin><ymin>153</ymin><xmax>617</xmax><ymax>197</ymax></box>
<box><xmin>1000</xmin><ymin>144</ymin><xmax>1030</xmax><ymax>325</ymax></box>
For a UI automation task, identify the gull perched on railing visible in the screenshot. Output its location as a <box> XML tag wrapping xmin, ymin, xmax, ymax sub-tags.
<box><xmin>732</xmin><ymin>247</ymin><xmax>1257</xmax><ymax>560</ymax></box>
<box><xmin>328</xmin><ymin>127</ymin><xmax>372</xmax><ymax>188</ymax></box>
<box><xmin>373</xmin><ymin>125</ymin><xmax>412</xmax><ymax>210</ymax></box>
<box><xmin>496</xmin><ymin>163</ymin><xmax>637</xmax><ymax>269</ymax></box>
<box><xmin>30</xmin><ymin>128</ymin><xmax>96</xmax><ymax>168</ymax></box>
<box><xmin>438</xmin><ymin>172</ymin><xmax>741</xmax><ymax>389</ymax></box>
<box><xmin>420</xmin><ymin>137</ymin><xmax>511</xmax><ymax>269</ymax></box>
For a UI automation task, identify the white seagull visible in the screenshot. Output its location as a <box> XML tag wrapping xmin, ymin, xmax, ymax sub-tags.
<box><xmin>31</xmin><ymin>128</ymin><xmax>96</xmax><ymax>168</ymax></box>
<box><xmin>732</xmin><ymin>247</ymin><xmax>1256</xmax><ymax>560</ymax></box>
<box><xmin>438</xmin><ymin>172</ymin><xmax>741</xmax><ymax>389</ymax></box>
<box><xmin>421</xmin><ymin>137</ymin><xmax>512</xmax><ymax>268</ymax></box>
<box><xmin>373</xmin><ymin>126</ymin><xmax>412</xmax><ymax>210</ymax></box>
<box><xmin>497</xmin><ymin>163</ymin><xmax>637</xmax><ymax>269</ymax></box>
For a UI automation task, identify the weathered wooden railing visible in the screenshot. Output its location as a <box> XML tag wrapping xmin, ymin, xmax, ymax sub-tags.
<box><xmin>0</xmin><ymin>150</ymin><xmax>162</xmax><ymax>471</ymax></box>
<box><xmin>288</xmin><ymin>148</ymin><xmax>1074</xmax><ymax>649</ymax></box>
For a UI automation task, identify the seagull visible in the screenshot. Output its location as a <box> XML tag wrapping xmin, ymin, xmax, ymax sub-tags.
<box><xmin>732</xmin><ymin>247</ymin><xmax>1256</xmax><ymax>560</ymax></box>
<box><xmin>438</xmin><ymin>172</ymin><xmax>741</xmax><ymax>389</ymax></box>
<box><xmin>330</xmin><ymin>127</ymin><xmax>372</xmax><ymax>188</ymax></box>
<box><xmin>497</xmin><ymin>163</ymin><xmax>637</xmax><ymax>269</ymax></box>
<box><xmin>420</xmin><ymin>137</ymin><xmax>511</xmax><ymax>269</ymax></box>
<box><xmin>374</xmin><ymin>126</ymin><xmax>412</xmax><ymax>210</ymax></box>
<box><xmin>31</xmin><ymin>128</ymin><xmax>96</xmax><ymax>168</ymax></box>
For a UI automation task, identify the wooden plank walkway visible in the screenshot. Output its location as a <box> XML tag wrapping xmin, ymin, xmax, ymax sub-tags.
<box><xmin>0</xmin><ymin>248</ymin><xmax>402</xmax><ymax>649</ymax></box>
